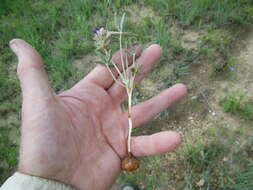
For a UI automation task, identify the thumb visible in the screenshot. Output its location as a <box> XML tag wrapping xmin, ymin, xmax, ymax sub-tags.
<box><xmin>9</xmin><ymin>39</ymin><xmax>54</xmax><ymax>100</ymax></box>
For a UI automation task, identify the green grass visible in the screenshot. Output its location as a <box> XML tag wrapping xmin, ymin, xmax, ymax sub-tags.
<box><xmin>180</xmin><ymin>140</ymin><xmax>228</xmax><ymax>189</ymax></box>
<box><xmin>1</xmin><ymin>0</ymin><xmax>253</xmax><ymax>188</ymax></box>
<box><xmin>146</xmin><ymin>0</ymin><xmax>253</xmax><ymax>27</ymax></box>
<box><xmin>0</xmin><ymin>0</ymin><xmax>251</xmax><ymax>98</ymax></box>
<box><xmin>175</xmin><ymin>125</ymin><xmax>253</xmax><ymax>190</ymax></box>
<box><xmin>231</xmin><ymin>163</ymin><xmax>253</xmax><ymax>190</ymax></box>
<box><xmin>197</xmin><ymin>30</ymin><xmax>239</xmax><ymax>76</ymax></box>
<box><xmin>0</xmin><ymin>127</ymin><xmax>18</xmax><ymax>183</ymax></box>
<box><xmin>221</xmin><ymin>92</ymin><xmax>253</xmax><ymax>121</ymax></box>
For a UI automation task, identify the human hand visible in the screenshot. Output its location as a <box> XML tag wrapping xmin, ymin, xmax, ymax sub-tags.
<box><xmin>9</xmin><ymin>39</ymin><xmax>187</xmax><ymax>190</ymax></box>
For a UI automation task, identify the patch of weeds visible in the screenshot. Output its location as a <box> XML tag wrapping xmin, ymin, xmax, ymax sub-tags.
<box><xmin>0</xmin><ymin>60</ymin><xmax>20</xmax><ymax>103</ymax></box>
<box><xmin>241</xmin><ymin>103</ymin><xmax>253</xmax><ymax>121</ymax></box>
<box><xmin>221</xmin><ymin>92</ymin><xmax>253</xmax><ymax>121</ymax></box>
<box><xmin>174</xmin><ymin>49</ymin><xmax>198</xmax><ymax>76</ymax></box>
<box><xmin>199</xmin><ymin>30</ymin><xmax>232</xmax><ymax>57</ymax></box>
<box><xmin>198</xmin><ymin>30</ymin><xmax>238</xmax><ymax>76</ymax></box>
<box><xmin>0</xmin><ymin>0</ymin><xmax>97</xmax><ymax>92</ymax></box>
<box><xmin>222</xmin><ymin>92</ymin><xmax>244</xmax><ymax>113</ymax></box>
<box><xmin>0</xmin><ymin>101</ymin><xmax>19</xmax><ymax>117</ymax></box>
<box><xmin>155</xmin><ymin>45</ymin><xmax>199</xmax><ymax>89</ymax></box>
<box><xmin>158</xmin><ymin>47</ymin><xmax>199</xmax><ymax>88</ymax></box>
<box><xmin>230</xmin><ymin>163</ymin><xmax>253</xmax><ymax>190</ymax></box>
<box><xmin>127</xmin><ymin>14</ymin><xmax>170</xmax><ymax>48</ymax></box>
<box><xmin>146</xmin><ymin>0</ymin><xmax>253</xmax><ymax>28</ymax></box>
<box><xmin>175</xmin><ymin>124</ymin><xmax>253</xmax><ymax>190</ymax></box>
<box><xmin>180</xmin><ymin>141</ymin><xmax>227</xmax><ymax>190</ymax></box>
<box><xmin>211</xmin><ymin>56</ymin><xmax>237</xmax><ymax>78</ymax></box>
<box><xmin>184</xmin><ymin>142</ymin><xmax>225</xmax><ymax>171</ymax></box>
<box><xmin>0</xmin><ymin>127</ymin><xmax>18</xmax><ymax>184</ymax></box>
<box><xmin>223</xmin><ymin>57</ymin><xmax>237</xmax><ymax>77</ymax></box>
<box><xmin>109</xmin><ymin>0</ymin><xmax>137</xmax><ymax>9</ymax></box>
<box><xmin>153</xmin><ymin>20</ymin><xmax>171</xmax><ymax>49</ymax></box>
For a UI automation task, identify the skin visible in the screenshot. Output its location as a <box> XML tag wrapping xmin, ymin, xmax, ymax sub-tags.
<box><xmin>9</xmin><ymin>39</ymin><xmax>187</xmax><ymax>190</ymax></box>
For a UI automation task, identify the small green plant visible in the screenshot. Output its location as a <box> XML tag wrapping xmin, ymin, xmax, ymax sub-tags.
<box><xmin>230</xmin><ymin>163</ymin><xmax>253</xmax><ymax>190</ymax></box>
<box><xmin>0</xmin><ymin>127</ymin><xmax>18</xmax><ymax>184</ymax></box>
<box><xmin>184</xmin><ymin>142</ymin><xmax>225</xmax><ymax>170</ymax></box>
<box><xmin>180</xmin><ymin>140</ymin><xmax>228</xmax><ymax>190</ymax></box>
<box><xmin>221</xmin><ymin>92</ymin><xmax>253</xmax><ymax>121</ymax></box>
<box><xmin>93</xmin><ymin>14</ymin><xmax>140</xmax><ymax>171</ymax></box>
<box><xmin>198</xmin><ymin>30</ymin><xmax>237</xmax><ymax>75</ymax></box>
<box><xmin>222</xmin><ymin>92</ymin><xmax>244</xmax><ymax>113</ymax></box>
<box><xmin>147</xmin><ymin>0</ymin><xmax>253</xmax><ymax>27</ymax></box>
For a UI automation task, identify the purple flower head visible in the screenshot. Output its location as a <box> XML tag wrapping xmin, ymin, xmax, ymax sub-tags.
<box><xmin>93</xmin><ymin>26</ymin><xmax>103</xmax><ymax>34</ymax></box>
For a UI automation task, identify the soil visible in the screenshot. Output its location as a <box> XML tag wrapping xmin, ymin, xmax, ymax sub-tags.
<box><xmin>152</xmin><ymin>30</ymin><xmax>253</xmax><ymax>134</ymax></box>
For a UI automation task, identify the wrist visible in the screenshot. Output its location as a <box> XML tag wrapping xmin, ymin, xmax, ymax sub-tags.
<box><xmin>1</xmin><ymin>172</ymin><xmax>75</xmax><ymax>190</ymax></box>
<box><xmin>18</xmin><ymin>162</ymin><xmax>74</xmax><ymax>187</ymax></box>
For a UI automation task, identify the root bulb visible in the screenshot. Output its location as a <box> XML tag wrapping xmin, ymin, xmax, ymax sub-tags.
<box><xmin>121</xmin><ymin>153</ymin><xmax>140</xmax><ymax>171</ymax></box>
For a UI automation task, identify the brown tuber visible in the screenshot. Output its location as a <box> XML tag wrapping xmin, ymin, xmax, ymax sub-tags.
<box><xmin>121</xmin><ymin>154</ymin><xmax>140</xmax><ymax>171</ymax></box>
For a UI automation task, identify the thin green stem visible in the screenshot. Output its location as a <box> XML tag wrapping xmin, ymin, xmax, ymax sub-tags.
<box><xmin>111</xmin><ymin>61</ymin><xmax>123</xmax><ymax>78</ymax></box>
<box><xmin>119</xmin><ymin>30</ymin><xmax>126</xmax><ymax>77</ymax></box>
<box><xmin>105</xmin><ymin>64</ymin><xmax>125</xmax><ymax>87</ymax></box>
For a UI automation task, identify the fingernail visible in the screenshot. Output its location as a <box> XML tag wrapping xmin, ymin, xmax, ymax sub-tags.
<box><xmin>10</xmin><ymin>42</ymin><xmax>19</xmax><ymax>54</ymax></box>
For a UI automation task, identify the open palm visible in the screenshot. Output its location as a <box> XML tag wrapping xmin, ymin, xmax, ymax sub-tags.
<box><xmin>10</xmin><ymin>39</ymin><xmax>187</xmax><ymax>190</ymax></box>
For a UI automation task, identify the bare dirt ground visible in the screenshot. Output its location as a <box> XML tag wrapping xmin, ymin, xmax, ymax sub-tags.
<box><xmin>159</xmin><ymin>29</ymin><xmax>253</xmax><ymax>135</ymax></box>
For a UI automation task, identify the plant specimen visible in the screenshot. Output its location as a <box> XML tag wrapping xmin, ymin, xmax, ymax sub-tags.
<box><xmin>93</xmin><ymin>14</ymin><xmax>140</xmax><ymax>171</ymax></box>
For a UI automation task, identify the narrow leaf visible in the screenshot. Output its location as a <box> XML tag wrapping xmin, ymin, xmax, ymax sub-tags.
<box><xmin>120</xmin><ymin>13</ymin><xmax>126</xmax><ymax>31</ymax></box>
